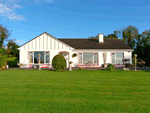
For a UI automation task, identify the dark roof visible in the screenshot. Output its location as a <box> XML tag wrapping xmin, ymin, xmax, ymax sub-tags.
<box><xmin>58</xmin><ymin>38</ymin><xmax>132</xmax><ymax>49</ymax></box>
<box><xmin>19</xmin><ymin>32</ymin><xmax>132</xmax><ymax>49</ymax></box>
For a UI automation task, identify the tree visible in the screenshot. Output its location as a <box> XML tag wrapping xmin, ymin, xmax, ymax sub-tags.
<box><xmin>88</xmin><ymin>31</ymin><xmax>119</xmax><ymax>39</ymax></box>
<box><xmin>133</xmin><ymin>30</ymin><xmax>150</xmax><ymax>63</ymax></box>
<box><xmin>7</xmin><ymin>39</ymin><xmax>19</xmax><ymax>57</ymax></box>
<box><xmin>120</xmin><ymin>25</ymin><xmax>139</xmax><ymax>48</ymax></box>
<box><xmin>0</xmin><ymin>24</ymin><xmax>11</xmax><ymax>49</ymax></box>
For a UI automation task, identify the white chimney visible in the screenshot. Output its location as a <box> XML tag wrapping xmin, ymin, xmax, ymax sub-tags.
<box><xmin>99</xmin><ymin>33</ymin><xmax>104</xmax><ymax>43</ymax></box>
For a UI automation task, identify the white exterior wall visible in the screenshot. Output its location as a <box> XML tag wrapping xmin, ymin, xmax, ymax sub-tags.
<box><xmin>18</xmin><ymin>32</ymin><xmax>133</xmax><ymax>68</ymax></box>
<box><xmin>19</xmin><ymin>50</ymin><xmax>28</xmax><ymax>64</ymax></box>
<box><xmin>124</xmin><ymin>51</ymin><xmax>132</xmax><ymax>64</ymax></box>
<box><xmin>70</xmin><ymin>52</ymin><xmax>78</xmax><ymax>67</ymax></box>
<box><xmin>73</xmin><ymin>49</ymin><xmax>133</xmax><ymax>67</ymax></box>
<box><xmin>18</xmin><ymin>33</ymin><xmax>74</xmax><ymax>67</ymax></box>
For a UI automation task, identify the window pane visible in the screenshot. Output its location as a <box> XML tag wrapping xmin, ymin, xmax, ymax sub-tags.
<box><xmin>34</xmin><ymin>52</ymin><xmax>44</xmax><ymax>63</ymax></box>
<box><xmin>79</xmin><ymin>55</ymin><xmax>82</xmax><ymax>64</ymax></box>
<box><xmin>94</xmin><ymin>55</ymin><xmax>97</xmax><ymax>64</ymax></box>
<box><xmin>112</xmin><ymin>53</ymin><xmax>115</xmax><ymax>64</ymax></box>
<box><xmin>116</xmin><ymin>53</ymin><xmax>123</xmax><ymax>64</ymax></box>
<box><xmin>83</xmin><ymin>53</ymin><xmax>93</xmax><ymax>64</ymax></box>
<box><xmin>46</xmin><ymin>54</ymin><xmax>49</xmax><ymax>63</ymax></box>
<box><xmin>29</xmin><ymin>55</ymin><xmax>33</xmax><ymax>63</ymax></box>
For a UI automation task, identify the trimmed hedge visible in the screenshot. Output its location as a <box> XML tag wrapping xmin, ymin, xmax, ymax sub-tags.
<box><xmin>52</xmin><ymin>54</ymin><xmax>66</xmax><ymax>71</ymax></box>
<box><xmin>5</xmin><ymin>57</ymin><xmax>19</xmax><ymax>67</ymax></box>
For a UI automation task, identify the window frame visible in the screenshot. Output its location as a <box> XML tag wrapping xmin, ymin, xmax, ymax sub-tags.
<box><xmin>28</xmin><ymin>51</ymin><xmax>50</xmax><ymax>64</ymax></box>
<box><xmin>78</xmin><ymin>52</ymin><xmax>98</xmax><ymax>65</ymax></box>
<box><xmin>111</xmin><ymin>52</ymin><xmax>123</xmax><ymax>64</ymax></box>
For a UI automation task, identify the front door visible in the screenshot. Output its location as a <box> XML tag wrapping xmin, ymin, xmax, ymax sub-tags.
<box><xmin>61</xmin><ymin>52</ymin><xmax>69</xmax><ymax>67</ymax></box>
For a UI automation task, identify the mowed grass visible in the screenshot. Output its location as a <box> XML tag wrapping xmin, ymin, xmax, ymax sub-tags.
<box><xmin>0</xmin><ymin>70</ymin><xmax>150</xmax><ymax>113</ymax></box>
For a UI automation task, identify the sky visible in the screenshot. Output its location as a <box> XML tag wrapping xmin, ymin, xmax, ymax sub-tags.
<box><xmin>0</xmin><ymin>0</ymin><xmax>150</xmax><ymax>46</ymax></box>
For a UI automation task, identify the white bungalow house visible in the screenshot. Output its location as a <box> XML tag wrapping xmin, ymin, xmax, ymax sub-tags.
<box><xmin>17</xmin><ymin>32</ymin><xmax>133</xmax><ymax>68</ymax></box>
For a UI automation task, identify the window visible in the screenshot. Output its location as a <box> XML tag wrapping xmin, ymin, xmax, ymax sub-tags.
<box><xmin>94</xmin><ymin>53</ymin><xmax>98</xmax><ymax>64</ymax></box>
<box><xmin>29</xmin><ymin>52</ymin><xmax>33</xmax><ymax>63</ymax></box>
<box><xmin>29</xmin><ymin>51</ymin><xmax>50</xmax><ymax>64</ymax></box>
<box><xmin>79</xmin><ymin>53</ymin><xmax>98</xmax><ymax>64</ymax></box>
<box><xmin>112</xmin><ymin>53</ymin><xmax>123</xmax><ymax>64</ymax></box>
<box><xmin>79</xmin><ymin>53</ymin><xmax>82</xmax><ymax>64</ymax></box>
<box><xmin>45</xmin><ymin>52</ymin><xmax>50</xmax><ymax>63</ymax></box>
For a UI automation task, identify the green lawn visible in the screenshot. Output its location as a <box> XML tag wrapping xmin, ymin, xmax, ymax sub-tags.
<box><xmin>0</xmin><ymin>70</ymin><xmax>149</xmax><ymax>113</ymax></box>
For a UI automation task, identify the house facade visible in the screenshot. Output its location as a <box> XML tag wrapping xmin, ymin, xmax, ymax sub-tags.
<box><xmin>17</xmin><ymin>32</ymin><xmax>133</xmax><ymax>68</ymax></box>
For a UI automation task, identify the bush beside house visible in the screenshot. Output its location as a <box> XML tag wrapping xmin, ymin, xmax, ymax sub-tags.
<box><xmin>52</xmin><ymin>54</ymin><xmax>67</xmax><ymax>71</ymax></box>
<box><xmin>106</xmin><ymin>63</ymin><xmax>116</xmax><ymax>71</ymax></box>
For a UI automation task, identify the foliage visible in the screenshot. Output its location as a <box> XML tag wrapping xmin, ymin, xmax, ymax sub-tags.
<box><xmin>106</xmin><ymin>63</ymin><xmax>115</xmax><ymax>71</ymax></box>
<box><xmin>0</xmin><ymin>60</ymin><xmax>7</xmax><ymax>68</ymax></box>
<box><xmin>79</xmin><ymin>67</ymin><xmax>83</xmax><ymax>70</ymax></box>
<box><xmin>102</xmin><ymin>64</ymin><xmax>105</xmax><ymax>68</ymax></box>
<box><xmin>0</xmin><ymin>24</ymin><xmax>11</xmax><ymax>49</ymax></box>
<box><xmin>7</xmin><ymin>39</ymin><xmax>19</xmax><ymax>57</ymax></box>
<box><xmin>52</xmin><ymin>54</ymin><xmax>66</xmax><ymax>71</ymax></box>
<box><xmin>132</xmin><ymin>58</ymin><xmax>138</xmax><ymax>66</ymax></box>
<box><xmin>125</xmin><ymin>63</ymin><xmax>131</xmax><ymax>67</ymax></box>
<box><xmin>72</xmin><ymin>53</ymin><xmax>77</xmax><ymax>58</ymax></box>
<box><xmin>69</xmin><ymin>61</ymin><xmax>72</xmax><ymax>64</ymax></box>
<box><xmin>137</xmin><ymin>61</ymin><xmax>146</xmax><ymax>67</ymax></box>
<box><xmin>5</xmin><ymin>57</ymin><xmax>19</xmax><ymax>67</ymax></box>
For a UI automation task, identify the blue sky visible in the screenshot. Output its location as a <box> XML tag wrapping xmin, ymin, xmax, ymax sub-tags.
<box><xmin>0</xmin><ymin>0</ymin><xmax>150</xmax><ymax>46</ymax></box>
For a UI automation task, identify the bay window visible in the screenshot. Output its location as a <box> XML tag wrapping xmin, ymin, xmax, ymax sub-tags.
<box><xmin>111</xmin><ymin>53</ymin><xmax>123</xmax><ymax>64</ymax></box>
<box><xmin>78</xmin><ymin>53</ymin><xmax>98</xmax><ymax>65</ymax></box>
<box><xmin>29</xmin><ymin>51</ymin><xmax>50</xmax><ymax>64</ymax></box>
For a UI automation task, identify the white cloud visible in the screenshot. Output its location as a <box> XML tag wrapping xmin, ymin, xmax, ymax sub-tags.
<box><xmin>0</xmin><ymin>2</ymin><xmax>25</xmax><ymax>20</ymax></box>
<box><xmin>8</xmin><ymin>13</ymin><xmax>25</xmax><ymax>20</ymax></box>
<box><xmin>14</xmin><ymin>4</ymin><xmax>22</xmax><ymax>8</ymax></box>
<box><xmin>0</xmin><ymin>0</ymin><xmax>53</xmax><ymax>20</ymax></box>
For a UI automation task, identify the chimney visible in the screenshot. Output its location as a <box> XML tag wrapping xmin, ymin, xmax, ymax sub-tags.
<box><xmin>99</xmin><ymin>33</ymin><xmax>104</xmax><ymax>43</ymax></box>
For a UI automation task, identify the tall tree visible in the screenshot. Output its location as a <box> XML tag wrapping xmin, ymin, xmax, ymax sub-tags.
<box><xmin>134</xmin><ymin>30</ymin><xmax>150</xmax><ymax>62</ymax></box>
<box><xmin>120</xmin><ymin>25</ymin><xmax>138</xmax><ymax>48</ymax></box>
<box><xmin>7</xmin><ymin>39</ymin><xmax>19</xmax><ymax>57</ymax></box>
<box><xmin>88</xmin><ymin>31</ymin><xmax>119</xmax><ymax>39</ymax></box>
<box><xmin>0</xmin><ymin>24</ymin><xmax>11</xmax><ymax>49</ymax></box>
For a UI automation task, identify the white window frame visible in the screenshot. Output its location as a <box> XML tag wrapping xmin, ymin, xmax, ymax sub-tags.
<box><xmin>44</xmin><ymin>51</ymin><xmax>50</xmax><ymax>64</ymax></box>
<box><xmin>111</xmin><ymin>53</ymin><xmax>123</xmax><ymax>64</ymax></box>
<box><xmin>78</xmin><ymin>52</ymin><xmax>98</xmax><ymax>65</ymax></box>
<box><xmin>29</xmin><ymin>51</ymin><xmax>50</xmax><ymax>64</ymax></box>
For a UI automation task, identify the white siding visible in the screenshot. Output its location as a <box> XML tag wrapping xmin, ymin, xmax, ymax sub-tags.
<box><xmin>20</xmin><ymin>50</ymin><xmax>28</xmax><ymax>64</ymax></box>
<box><xmin>124</xmin><ymin>51</ymin><xmax>132</xmax><ymax>64</ymax></box>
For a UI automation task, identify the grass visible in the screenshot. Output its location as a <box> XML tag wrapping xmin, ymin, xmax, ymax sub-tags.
<box><xmin>0</xmin><ymin>70</ymin><xmax>150</xmax><ymax>113</ymax></box>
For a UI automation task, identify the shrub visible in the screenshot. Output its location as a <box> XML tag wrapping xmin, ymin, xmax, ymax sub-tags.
<box><xmin>106</xmin><ymin>63</ymin><xmax>115</xmax><ymax>71</ymax></box>
<box><xmin>79</xmin><ymin>67</ymin><xmax>83</xmax><ymax>70</ymax></box>
<box><xmin>52</xmin><ymin>54</ymin><xmax>66</xmax><ymax>71</ymax></box>
<box><xmin>102</xmin><ymin>64</ymin><xmax>105</xmax><ymax>68</ymax></box>
<box><xmin>125</xmin><ymin>63</ymin><xmax>131</xmax><ymax>67</ymax></box>
<box><xmin>0</xmin><ymin>60</ymin><xmax>7</xmax><ymax>69</ymax></box>
<box><xmin>7</xmin><ymin>61</ymin><xmax>18</xmax><ymax>67</ymax></box>
<box><xmin>137</xmin><ymin>61</ymin><xmax>146</xmax><ymax>67</ymax></box>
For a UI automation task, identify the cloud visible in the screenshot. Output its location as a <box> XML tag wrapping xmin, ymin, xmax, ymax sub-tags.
<box><xmin>13</xmin><ymin>3</ymin><xmax>22</xmax><ymax>8</ymax></box>
<box><xmin>0</xmin><ymin>2</ymin><xmax>25</xmax><ymax>20</ymax></box>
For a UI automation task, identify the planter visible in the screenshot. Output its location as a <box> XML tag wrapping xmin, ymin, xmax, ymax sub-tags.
<box><xmin>20</xmin><ymin>65</ymin><xmax>23</xmax><ymax>68</ymax></box>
